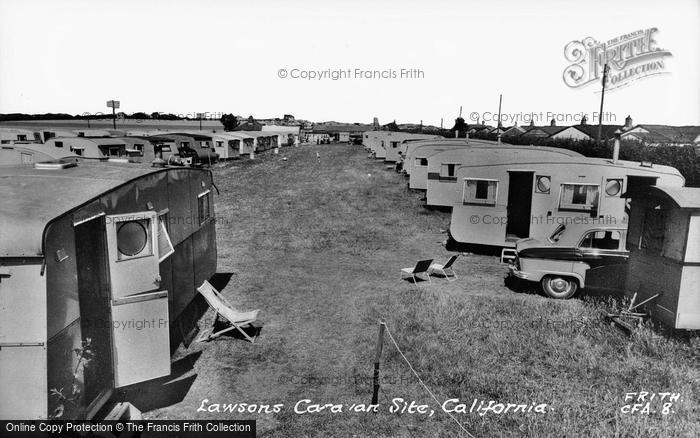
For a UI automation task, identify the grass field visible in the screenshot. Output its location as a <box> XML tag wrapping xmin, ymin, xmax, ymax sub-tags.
<box><xmin>142</xmin><ymin>143</ymin><xmax>700</xmax><ymax>437</ymax></box>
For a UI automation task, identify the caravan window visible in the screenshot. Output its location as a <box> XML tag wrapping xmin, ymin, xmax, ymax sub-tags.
<box><xmin>216</xmin><ymin>141</ymin><xmax>224</xmax><ymax>148</ymax></box>
<box><xmin>157</xmin><ymin>213</ymin><xmax>175</xmax><ymax>262</ymax></box>
<box><xmin>559</xmin><ymin>184</ymin><xmax>599</xmax><ymax>212</ymax></box>
<box><xmin>55</xmin><ymin>141</ymin><xmax>64</xmax><ymax>148</ymax></box>
<box><xmin>579</xmin><ymin>230</ymin><xmax>622</xmax><ymax>250</ymax></box>
<box><xmin>415</xmin><ymin>158</ymin><xmax>428</xmax><ymax>166</ymax></box>
<box><xmin>391</xmin><ymin>141</ymin><xmax>399</xmax><ymax>149</ymax></box>
<box><xmin>605</xmin><ymin>178</ymin><xmax>623</xmax><ymax>197</ymax></box>
<box><xmin>463</xmin><ymin>178</ymin><xmax>498</xmax><ymax>205</ymax></box>
<box><xmin>17</xmin><ymin>135</ymin><xmax>27</xmax><ymax>141</ymax></box>
<box><xmin>116</xmin><ymin>218</ymin><xmax>154</xmax><ymax>260</ymax></box>
<box><xmin>198</xmin><ymin>190</ymin><xmax>212</xmax><ymax>225</ymax></box>
<box><xmin>440</xmin><ymin>163</ymin><xmax>459</xmax><ymax>178</ymax></box>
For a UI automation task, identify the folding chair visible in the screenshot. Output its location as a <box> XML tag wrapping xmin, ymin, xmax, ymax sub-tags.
<box><xmin>196</xmin><ymin>281</ymin><xmax>261</xmax><ymax>343</ymax></box>
<box><xmin>400</xmin><ymin>259</ymin><xmax>433</xmax><ymax>285</ymax></box>
<box><xmin>429</xmin><ymin>255</ymin><xmax>459</xmax><ymax>281</ymax></box>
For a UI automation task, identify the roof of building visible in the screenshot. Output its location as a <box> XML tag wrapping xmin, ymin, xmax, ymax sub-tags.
<box><xmin>636</xmin><ymin>125</ymin><xmax>700</xmax><ymax>144</ymax></box>
<box><xmin>572</xmin><ymin>124</ymin><xmax>625</xmax><ymax>139</ymax></box>
<box><xmin>522</xmin><ymin>126</ymin><xmax>568</xmax><ymax>136</ymax></box>
<box><xmin>0</xmin><ymin>162</ymin><xmax>164</xmax><ymax>257</ymax></box>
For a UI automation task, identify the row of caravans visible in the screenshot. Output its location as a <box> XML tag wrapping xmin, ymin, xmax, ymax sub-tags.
<box><xmin>362</xmin><ymin>131</ymin><xmax>444</xmax><ymax>161</ymax></box>
<box><xmin>383</xmin><ymin>136</ymin><xmax>685</xmax><ymax>249</ymax></box>
<box><xmin>365</xmin><ymin>134</ymin><xmax>698</xmax><ymax>328</ymax></box>
<box><xmin>0</xmin><ymin>160</ymin><xmax>218</xmax><ymax>420</ymax></box>
<box><xmin>0</xmin><ymin>127</ymin><xmax>297</xmax><ymax>167</ymax></box>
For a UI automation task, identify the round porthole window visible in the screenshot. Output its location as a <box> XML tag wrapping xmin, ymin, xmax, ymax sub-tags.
<box><xmin>605</xmin><ymin>179</ymin><xmax>622</xmax><ymax>196</ymax></box>
<box><xmin>536</xmin><ymin>176</ymin><xmax>551</xmax><ymax>193</ymax></box>
<box><xmin>117</xmin><ymin>221</ymin><xmax>148</xmax><ymax>257</ymax></box>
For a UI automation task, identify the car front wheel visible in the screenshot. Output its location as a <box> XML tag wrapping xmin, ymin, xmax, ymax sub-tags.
<box><xmin>541</xmin><ymin>275</ymin><xmax>579</xmax><ymax>299</ymax></box>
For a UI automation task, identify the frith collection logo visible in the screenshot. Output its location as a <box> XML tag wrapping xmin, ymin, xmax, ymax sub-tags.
<box><xmin>563</xmin><ymin>28</ymin><xmax>672</xmax><ymax>90</ymax></box>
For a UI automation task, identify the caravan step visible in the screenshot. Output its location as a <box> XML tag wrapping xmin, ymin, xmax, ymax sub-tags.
<box><xmin>500</xmin><ymin>248</ymin><xmax>517</xmax><ymax>264</ymax></box>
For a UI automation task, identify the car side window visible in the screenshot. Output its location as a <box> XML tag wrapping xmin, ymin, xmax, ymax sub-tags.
<box><xmin>579</xmin><ymin>231</ymin><xmax>622</xmax><ymax>250</ymax></box>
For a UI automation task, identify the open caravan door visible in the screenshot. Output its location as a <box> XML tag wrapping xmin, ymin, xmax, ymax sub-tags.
<box><xmin>106</xmin><ymin>212</ymin><xmax>170</xmax><ymax>388</ymax></box>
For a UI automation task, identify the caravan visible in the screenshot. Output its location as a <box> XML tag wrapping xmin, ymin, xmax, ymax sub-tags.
<box><xmin>423</xmin><ymin>146</ymin><xmax>583</xmax><ymax>205</ymax></box>
<box><xmin>449</xmin><ymin>155</ymin><xmax>685</xmax><ymax>249</ymax></box>
<box><xmin>401</xmin><ymin>139</ymin><xmax>474</xmax><ymax>177</ymax></box>
<box><xmin>382</xmin><ymin>133</ymin><xmax>444</xmax><ymax>163</ymax></box>
<box><xmin>0</xmin><ymin>161</ymin><xmax>217</xmax><ymax>420</ymax></box>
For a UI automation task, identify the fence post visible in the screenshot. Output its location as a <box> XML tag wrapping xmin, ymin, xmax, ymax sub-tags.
<box><xmin>371</xmin><ymin>321</ymin><xmax>386</xmax><ymax>405</ymax></box>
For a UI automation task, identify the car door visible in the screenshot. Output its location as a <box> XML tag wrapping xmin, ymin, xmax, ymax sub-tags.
<box><xmin>578</xmin><ymin>229</ymin><xmax>629</xmax><ymax>291</ymax></box>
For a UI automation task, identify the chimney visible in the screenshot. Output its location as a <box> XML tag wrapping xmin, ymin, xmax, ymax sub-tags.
<box><xmin>550</xmin><ymin>118</ymin><xmax>556</xmax><ymax>127</ymax></box>
<box><xmin>581</xmin><ymin>115</ymin><xmax>587</xmax><ymax>125</ymax></box>
<box><xmin>612</xmin><ymin>129</ymin><xmax>622</xmax><ymax>164</ymax></box>
<box><xmin>624</xmin><ymin>115</ymin><xmax>633</xmax><ymax>130</ymax></box>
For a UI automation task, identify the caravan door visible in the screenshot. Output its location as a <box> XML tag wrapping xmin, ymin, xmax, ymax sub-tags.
<box><xmin>505</xmin><ymin>171</ymin><xmax>534</xmax><ymax>241</ymax></box>
<box><xmin>106</xmin><ymin>212</ymin><xmax>170</xmax><ymax>387</ymax></box>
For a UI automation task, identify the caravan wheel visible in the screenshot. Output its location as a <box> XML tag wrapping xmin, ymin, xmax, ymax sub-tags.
<box><xmin>541</xmin><ymin>275</ymin><xmax>578</xmax><ymax>299</ymax></box>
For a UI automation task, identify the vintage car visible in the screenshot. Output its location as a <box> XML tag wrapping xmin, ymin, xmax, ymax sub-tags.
<box><xmin>507</xmin><ymin>225</ymin><xmax>629</xmax><ymax>299</ymax></box>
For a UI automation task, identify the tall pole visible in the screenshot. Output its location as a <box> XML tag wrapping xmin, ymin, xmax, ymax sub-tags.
<box><xmin>497</xmin><ymin>94</ymin><xmax>503</xmax><ymax>143</ymax></box>
<box><xmin>597</xmin><ymin>63</ymin><xmax>609</xmax><ymax>146</ymax></box>
<box><xmin>112</xmin><ymin>105</ymin><xmax>116</xmax><ymax>130</ymax></box>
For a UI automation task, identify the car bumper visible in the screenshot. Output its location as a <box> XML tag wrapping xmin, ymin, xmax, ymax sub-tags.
<box><xmin>507</xmin><ymin>264</ymin><xmax>531</xmax><ymax>280</ymax></box>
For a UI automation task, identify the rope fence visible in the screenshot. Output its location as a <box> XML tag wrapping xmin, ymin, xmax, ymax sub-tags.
<box><xmin>382</xmin><ymin>322</ymin><xmax>476</xmax><ymax>438</ymax></box>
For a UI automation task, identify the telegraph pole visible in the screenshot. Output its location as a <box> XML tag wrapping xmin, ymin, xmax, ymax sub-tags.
<box><xmin>497</xmin><ymin>94</ymin><xmax>502</xmax><ymax>143</ymax></box>
<box><xmin>597</xmin><ymin>63</ymin><xmax>609</xmax><ymax>145</ymax></box>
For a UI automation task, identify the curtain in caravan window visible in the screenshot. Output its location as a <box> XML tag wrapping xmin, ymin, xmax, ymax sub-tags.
<box><xmin>560</xmin><ymin>184</ymin><xmax>599</xmax><ymax>211</ymax></box>
<box><xmin>441</xmin><ymin>163</ymin><xmax>458</xmax><ymax>177</ymax></box>
<box><xmin>464</xmin><ymin>179</ymin><xmax>497</xmax><ymax>205</ymax></box>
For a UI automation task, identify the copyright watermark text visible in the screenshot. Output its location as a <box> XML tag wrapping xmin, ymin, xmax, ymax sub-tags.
<box><xmin>277</xmin><ymin>67</ymin><xmax>425</xmax><ymax>80</ymax></box>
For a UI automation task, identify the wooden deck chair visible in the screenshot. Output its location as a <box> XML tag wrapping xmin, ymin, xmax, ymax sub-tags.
<box><xmin>429</xmin><ymin>255</ymin><xmax>459</xmax><ymax>281</ymax></box>
<box><xmin>196</xmin><ymin>281</ymin><xmax>261</xmax><ymax>343</ymax></box>
<box><xmin>400</xmin><ymin>259</ymin><xmax>433</xmax><ymax>285</ymax></box>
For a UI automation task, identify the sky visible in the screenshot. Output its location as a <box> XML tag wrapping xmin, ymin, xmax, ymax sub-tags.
<box><xmin>0</xmin><ymin>0</ymin><xmax>698</xmax><ymax>126</ymax></box>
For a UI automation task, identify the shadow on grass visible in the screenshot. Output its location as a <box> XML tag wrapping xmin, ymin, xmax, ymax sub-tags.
<box><xmin>445</xmin><ymin>236</ymin><xmax>502</xmax><ymax>256</ymax></box>
<box><xmin>209</xmin><ymin>272</ymin><xmax>236</xmax><ymax>291</ymax></box>
<box><xmin>111</xmin><ymin>351</ymin><xmax>202</xmax><ymax>413</ymax></box>
<box><xmin>504</xmin><ymin>274</ymin><xmax>630</xmax><ymax>302</ymax></box>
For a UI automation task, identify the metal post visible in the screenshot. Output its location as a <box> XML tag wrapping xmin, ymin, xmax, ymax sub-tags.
<box><xmin>597</xmin><ymin>63</ymin><xmax>609</xmax><ymax>146</ymax></box>
<box><xmin>371</xmin><ymin>321</ymin><xmax>386</xmax><ymax>405</ymax></box>
<box><xmin>112</xmin><ymin>105</ymin><xmax>116</xmax><ymax>130</ymax></box>
<box><xmin>497</xmin><ymin>94</ymin><xmax>502</xmax><ymax>143</ymax></box>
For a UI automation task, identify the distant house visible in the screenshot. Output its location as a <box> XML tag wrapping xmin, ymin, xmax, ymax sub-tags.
<box><xmin>488</xmin><ymin>126</ymin><xmax>508</xmax><ymax>136</ymax></box>
<box><xmin>521</xmin><ymin>125</ymin><xmax>568</xmax><ymax>139</ymax></box>
<box><xmin>552</xmin><ymin>123</ymin><xmax>624</xmax><ymax>141</ymax></box>
<box><xmin>621</xmin><ymin>124</ymin><xmax>700</xmax><ymax>146</ymax></box>
<box><xmin>308</xmin><ymin>124</ymin><xmax>370</xmax><ymax>143</ymax></box>
<box><xmin>500</xmin><ymin>125</ymin><xmax>527</xmax><ymax>138</ymax></box>
<box><xmin>234</xmin><ymin>117</ymin><xmax>264</xmax><ymax>131</ymax></box>
<box><xmin>466</xmin><ymin>125</ymin><xmax>493</xmax><ymax>135</ymax></box>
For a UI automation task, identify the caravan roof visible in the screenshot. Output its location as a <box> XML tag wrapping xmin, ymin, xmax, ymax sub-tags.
<box><xmin>0</xmin><ymin>162</ymin><xmax>163</xmax><ymax>257</ymax></box>
<box><xmin>626</xmin><ymin>185</ymin><xmax>700</xmax><ymax>209</ymax></box>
